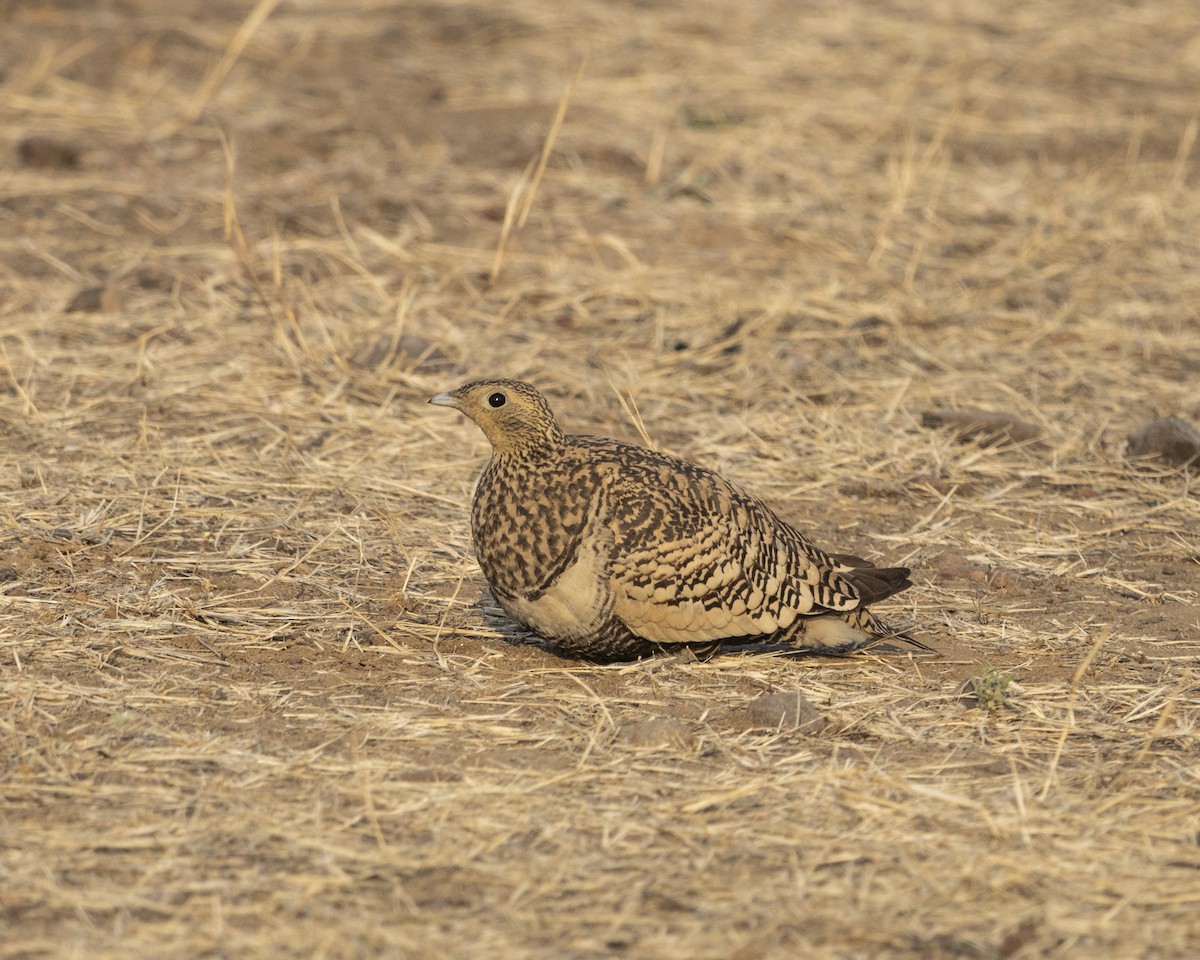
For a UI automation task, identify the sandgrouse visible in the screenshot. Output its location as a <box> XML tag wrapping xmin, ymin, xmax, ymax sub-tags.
<box><xmin>429</xmin><ymin>379</ymin><xmax>922</xmax><ymax>661</ymax></box>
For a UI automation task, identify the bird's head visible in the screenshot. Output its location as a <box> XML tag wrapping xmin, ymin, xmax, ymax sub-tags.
<box><xmin>429</xmin><ymin>379</ymin><xmax>565</xmax><ymax>455</ymax></box>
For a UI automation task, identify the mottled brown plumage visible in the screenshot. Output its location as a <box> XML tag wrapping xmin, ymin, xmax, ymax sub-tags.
<box><xmin>429</xmin><ymin>379</ymin><xmax>923</xmax><ymax>661</ymax></box>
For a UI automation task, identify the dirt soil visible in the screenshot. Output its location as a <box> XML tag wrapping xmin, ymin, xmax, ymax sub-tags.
<box><xmin>2</xmin><ymin>1</ymin><xmax>1199</xmax><ymax>958</ymax></box>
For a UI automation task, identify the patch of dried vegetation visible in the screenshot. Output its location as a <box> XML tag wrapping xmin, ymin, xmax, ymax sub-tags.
<box><xmin>2</xmin><ymin>1</ymin><xmax>1199</xmax><ymax>957</ymax></box>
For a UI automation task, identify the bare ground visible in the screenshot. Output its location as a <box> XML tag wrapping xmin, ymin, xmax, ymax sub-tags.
<box><xmin>2</xmin><ymin>1</ymin><xmax>1199</xmax><ymax>958</ymax></box>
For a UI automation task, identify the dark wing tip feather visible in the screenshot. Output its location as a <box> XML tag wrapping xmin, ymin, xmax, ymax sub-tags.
<box><xmin>830</xmin><ymin>557</ymin><xmax>912</xmax><ymax>606</ymax></box>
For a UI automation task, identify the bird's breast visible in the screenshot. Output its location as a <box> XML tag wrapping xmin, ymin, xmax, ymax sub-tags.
<box><xmin>470</xmin><ymin>454</ymin><xmax>602</xmax><ymax>600</ymax></box>
<box><xmin>496</xmin><ymin>527</ymin><xmax>614</xmax><ymax>641</ymax></box>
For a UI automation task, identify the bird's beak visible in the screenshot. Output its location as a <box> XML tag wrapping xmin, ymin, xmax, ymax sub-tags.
<box><xmin>428</xmin><ymin>391</ymin><xmax>459</xmax><ymax>409</ymax></box>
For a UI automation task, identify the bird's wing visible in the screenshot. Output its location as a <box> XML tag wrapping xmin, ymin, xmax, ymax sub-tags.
<box><xmin>599</xmin><ymin>457</ymin><xmax>864</xmax><ymax>645</ymax></box>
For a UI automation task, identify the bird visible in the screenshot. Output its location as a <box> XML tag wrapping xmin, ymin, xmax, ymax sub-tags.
<box><xmin>428</xmin><ymin>379</ymin><xmax>924</xmax><ymax>662</ymax></box>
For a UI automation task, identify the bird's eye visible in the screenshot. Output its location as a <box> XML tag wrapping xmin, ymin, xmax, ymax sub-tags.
<box><xmin>487</xmin><ymin>392</ymin><xmax>507</xmax><ymax>409</ymax></box>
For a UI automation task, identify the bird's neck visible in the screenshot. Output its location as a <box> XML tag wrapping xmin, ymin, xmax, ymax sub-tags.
<box><xmin>491</xmin><ymin>439</ymin><xmax>556</xmax><ymax>461</ymax></box>
<box><xmin>488</xmin><ymin>426</ymin><xmax>564</xmax><ymax>459</ymax></box>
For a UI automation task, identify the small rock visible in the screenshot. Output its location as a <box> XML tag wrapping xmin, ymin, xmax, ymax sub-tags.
<box><xmin>852</xmin><ymin>314</ymin><xmax>892</xmax><ymax>346</ymax></box>
<box><xmin>930</xmin><ymin>550</ymin><xmax>985</xmax><ymax>583</ymax></box>
<box><xmin>134</xmin><ymin>266</ymin><xmax>177</xmax><ymax>291</ymax></box>
<box><xmin>1126</xmin><ymin>416</ymin><xmax>1200</xmax><ymax>468</ymax></box>
<box><xmin>615</xmin><ymin>716</ymin><xmax>695</xmax><ymax>750</ymax></box>
<box><xmin>931</xmin><ymin>551</ymin><xmax>1020</xmax><ymax>589</ymax></box>
<box><xmin>18</xmin><ymin>136</ymin><xmax>81</xmax><ymax>169</ymax></box>
<box><xmin>922</xmin><ymin>408</ymin><xmax>1042</xmax><ymax>447</ymax></box>
<box><xmin>998</xmin><ymin>919</ymin><xmax>1040</xmax><ymax>959</ymax></box>
<box><xmin>65</xmin><ymin>285</ymin><xmax>118</xmax><ymax>313</ymax></box>
<box><xmin>736</xmin><ymin>691</ymin><xmax>829</xmax><ymax>733</ymax></box>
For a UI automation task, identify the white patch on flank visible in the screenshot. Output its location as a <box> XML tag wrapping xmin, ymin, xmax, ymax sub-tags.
<box><xmin>501</xmin><ymin>529</ymin><xmax>613</xmax><ymax>643</ymax></box>
<box><xmin>803</xmin><ymin>616</ymin><xmax>870</xmax><ymax>648</ymax></box>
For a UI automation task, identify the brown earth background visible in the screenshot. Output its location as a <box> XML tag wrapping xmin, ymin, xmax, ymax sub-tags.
<box><xmin>2</xmin><ymin>1</ymin><xmax>1200</xmax><ymax>957</ymax></box>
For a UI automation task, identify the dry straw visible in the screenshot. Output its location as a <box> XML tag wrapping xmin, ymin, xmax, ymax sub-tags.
<box><xmin>2</xmin><ymin>1</ymin><xmax>1199</xmax><ymax>958</ymax></box>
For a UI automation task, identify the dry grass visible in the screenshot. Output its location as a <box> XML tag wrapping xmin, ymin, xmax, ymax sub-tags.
<box><xmin>3</xmin><ymin>0</ymin><xmax>1200</xmax><ymax>957</ymax></box>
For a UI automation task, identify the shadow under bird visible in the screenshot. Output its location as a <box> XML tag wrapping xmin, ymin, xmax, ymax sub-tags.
<box><xmin>429</xmin><ymin>379</ymin><xmax>925</xmax><ymax>662</ymax></box>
